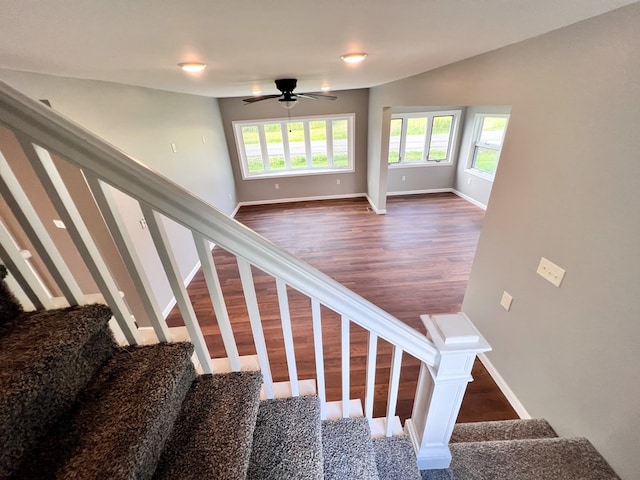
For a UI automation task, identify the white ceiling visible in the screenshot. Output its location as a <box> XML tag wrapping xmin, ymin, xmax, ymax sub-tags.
<box><xmin>0</xmin><ymin>0</ymin><xmax>636</xmax><ymax>98</ymax></box>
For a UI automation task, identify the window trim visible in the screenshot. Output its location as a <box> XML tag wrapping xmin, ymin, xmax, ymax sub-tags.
<box><xmin>388</xmin><ymin>110</ymin><xmax>462</xmax><ymax>167</ymax></box>
<box><xmin>466</xmin><ymin>113</ymin><xmax>509</xmax><ymax>180</ymax></box>
<box><xmin>233</xmin><ymin>113</ymin><xmax>355</xmax><ymax>180</ymax></box>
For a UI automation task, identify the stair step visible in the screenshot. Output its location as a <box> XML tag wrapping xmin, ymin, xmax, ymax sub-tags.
<box><xmin>14</xmin><ymin>342</ymin><xmax>196</xmax><ymax>480</ymax></box>
<box><xmin>451</xmin><ymin>418</ymin><xmax>557</xmax><ymax>443</ymax></box>
<box><xmin>154</xmin><ymin>371</ymin><xmax>263</xmax><ymax>480</ymax></box>
<box><xmin>322</xmin><ymin>417</ymin><xmax>380</xmax><ymax>480</ymax></box>
<box><xmin>248</xmin><ymin>395</ymin><xmax>323</xmax><ymax>480</ymax></box>
<box><xmin>260</xmin><ymin>378</ymin><xmax>317</xmax><ymax>400</ymax></box>
<box><xmin>448</xmin><ymin>437</ymin><xmax>620</xmax><ymax>480</ymax></box>
<box><xmin>0</xmin><ymin>304</ymin><xmax>115</xmax><ymax>478</ymax></box>
<box><xmin>369</xmin><ymin>416</ymin><xmax>404</xmax><ymax>438</ymax></box>
<box><xmin>373</xmin><ymin>435</ymin><xmax>422</xmax><ymax>480</ymax></box>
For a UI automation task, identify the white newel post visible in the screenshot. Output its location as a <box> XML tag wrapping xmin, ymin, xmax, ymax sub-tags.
<box><xmin>406</xmin><ymin>313</ymin><xmax>491</xmax><ymax>470</ymax></box>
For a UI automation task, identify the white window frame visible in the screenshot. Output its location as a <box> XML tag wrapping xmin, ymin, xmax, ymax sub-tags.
<box><xmin>388</xmin><ymin>110</ymin><xmax>462</xmax><ymax>167</ymax></box>
<box><xmin>466</xmin><ymin>113</ymin><xmax>509</xmax><ymax>180</ymax></box>
<box><xmin>233</xmin><ymin>113</ymin><xmax>355</xmax><ymax>179</ymax></box>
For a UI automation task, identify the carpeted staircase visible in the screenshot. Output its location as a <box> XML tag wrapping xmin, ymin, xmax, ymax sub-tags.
<box><xmin>0</xmin><ymin>265</ymin><xmax>620</xmax><ymax>479</ymax></box>
<box><xmin>0</xmin><ymin>266</ymin><xmax>420</xmax><ymax>479</ymax></box>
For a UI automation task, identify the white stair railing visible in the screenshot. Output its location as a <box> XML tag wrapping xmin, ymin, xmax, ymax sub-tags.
<box><xmin>0</xmin><ymin>80</ymin><xmax>490</xmax><ymax>470</ymax></box>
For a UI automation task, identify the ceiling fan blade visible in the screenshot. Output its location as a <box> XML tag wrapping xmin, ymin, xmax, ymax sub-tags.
<box><xmin>242</xmin><ymin>94</ymin><xmax>281</xmax><ymax>104</ymax></box>
<box><xmin>297</xmin><ymin>93</ymin><xmax>337</xmax><ymax>101</ymax></box>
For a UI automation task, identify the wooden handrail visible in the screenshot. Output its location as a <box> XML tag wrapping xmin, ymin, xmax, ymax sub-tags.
<box><xmin>0</xmin><ymin>80</ymin><xmax>440</xmax><ymax>366</ymax></box>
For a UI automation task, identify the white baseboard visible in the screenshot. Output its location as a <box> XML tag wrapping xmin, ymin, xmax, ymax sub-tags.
<box><xmin>365</xmin><ymin>194</ymin><xmax>386</xmax><ymax>214</ymax></box>
<box><xmin>238</xmin><ymin>192</ymin><xmax>365</xmax><ymax>207</ymax></box>
<box><xmin>386</xmin><ymin>187</ymin><xmax>453</xmax><ymax>196</ymax></box>
<box><xmin>452</xmin><ymin>189</ymin><xmax>487</xmax><ymax>210</ymax></box>
<box><xmin>478</xmin><ymin>353</ymin><xmax>531</xmax><ymax>419</ymax></box>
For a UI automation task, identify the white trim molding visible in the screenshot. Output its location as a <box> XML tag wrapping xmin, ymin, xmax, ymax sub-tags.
<box><xmin>478</xmin><ymin>353</ymin><xmax>531</xmax><ymax>419</ymax></box>
<box><xmin>365</xmin><ymin>194</ymin><xmax>386</xmax><ymax>214</ymax></box>
<box><xmin>452</xmin><ymin>189</ymin><xmax>487</xmax><ymax>210</ymax></box>
<box><xmin>238</xmin><ymin>192</ymin><xmax>365</xmax><ymax>207</ymax></box>
<box><xmin>387</xmin><ymin>188</ymin><xmax>453</xmax><ymax>197</ymax></box>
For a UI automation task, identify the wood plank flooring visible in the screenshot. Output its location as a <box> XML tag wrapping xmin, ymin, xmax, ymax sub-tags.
<box><xmin>166</xmin><ymin>193</ymin><xmax>518</xmax><ymax>423</ymax></box>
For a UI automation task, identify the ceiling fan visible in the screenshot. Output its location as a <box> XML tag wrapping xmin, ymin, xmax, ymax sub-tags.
<box><xmin>242</xmin><ymin>79</ymin><xmax>337</xmax><ymax>108</ymax></box>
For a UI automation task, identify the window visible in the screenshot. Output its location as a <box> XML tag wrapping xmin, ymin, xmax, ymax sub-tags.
<box><xmin>388</xmin><ymin>110</ymin><xmax>461</xmax><ymax>166</ymax></box>
<box><xmin>233</xmin><ymin>114</ymin><xmax>354</xmax><ymax>179</ymax></box>
<box><xmin>468</xmin><ymin>114</ymin><xmax>509</xmax><ymax>178</ymax></box>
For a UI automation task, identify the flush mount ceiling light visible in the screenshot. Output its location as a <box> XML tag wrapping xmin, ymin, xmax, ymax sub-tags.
<box><xmin>340</xmin><ymin>52</ymin><xmax>367</xmax><ymax>64</ymax></box>
<box><xmin>178</xmin><ymin>62</ymin><xmax>207</xmax><ymax>73</ymax></box>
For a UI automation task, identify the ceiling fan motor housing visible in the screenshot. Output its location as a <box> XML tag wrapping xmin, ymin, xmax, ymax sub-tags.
<box><xmin>275</xmin><ymin>78</ymin><xmax>298</xmax><ymax>94</ymax></box>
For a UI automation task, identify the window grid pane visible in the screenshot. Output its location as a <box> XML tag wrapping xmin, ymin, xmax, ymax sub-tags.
<box><xmin>287</xmin><ymin>122</ymin><xmax>307</xmax><ymax>168</ymax></box>
<box><xmin>242</xmin><ymin>125</ymin><xmax>264</xmax><ymax>173</ymax></box>
<box><xmin>427</xmin><ymin>116</ymin><xmax>452</xmax><ymax>162</ymax></box>
<box><xmin>265</xmin><ymin>123</ymin><xmax>285</xmax><ymax>170</ymax></box>
<box><xmin>332</xmin><ymin>119</ymin><xmax>349</xmax><ymax>168</ymax></box>
<box><xmin>388</xmin><ymin>118</ymin><xmax>402</xmax><ymax>164</ymax></box>
<box><xmin>404</xmin><ymin>117</ymin><xmax>427</xmax><ymax>162</ymax></box>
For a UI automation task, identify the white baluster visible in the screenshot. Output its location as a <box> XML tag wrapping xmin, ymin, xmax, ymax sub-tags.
<box><xmin>193</xmin><ymin>232</ymin><xmax>241</xmax><ymax>371</ymax></box>
<box><xmin>18</xmin><ymin>137</ymin><xmax>140</xmax><ymax>344</ymax></box>
<box><xmin>0</xmin><ymin>149</ymin><xmax>84</xmax><ymax>306</ymax></box>
<box><xmin>85</xmin><ymin>174</ymin><xmax>172</xmax><ymax>343</ymax></box>
<box><xmin>312</xmin><ymin>299</ymin><xmax>327</xmax><ymax>420</ymax></box>
<box><xmin>237</xmin><ymin>257</ymin><xmax>274</xmax><ymax>398</ymax></box>
<box><xmin>141</xmin><ymin>205</ymin><xmax>212</xmax><ymax>372</ymax></box>
<box><xmin>386</xmin><ymin>346</ymin><xmax>403</xmax><ymax>437</ymax></box>
<box><xmin>0</xmin><ymin>221</ymin><xmax>48</xmax><ymax>309</ymax></box>
<box><xmin>406</xmin><ymin>313</ymin><xmax>491</xmax><ymax>470</ymax></box>
<box><xmin>341</xmin><ymin>314</ymin><xmax>350</xmax><ymax>418</ymax></box>
<box><xmin>365</xmin><ymin>332</ymin><xmax>378</xmax><ymax>419</ymax></box>
<box><xmin>276</xmin><ymin>278</ymin><xmax>299</xmax><ymax>396</ymax></box>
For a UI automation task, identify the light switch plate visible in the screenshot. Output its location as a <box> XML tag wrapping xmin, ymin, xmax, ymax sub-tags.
<box><xmin>500</xmin><ymin>291</ymin><xmax>513</xmax><ymax>311</ymax></box>
<box><xmin>536</xmin><ymin>257</ymin><xmax>566</xmax><ymax>287</ymax></box>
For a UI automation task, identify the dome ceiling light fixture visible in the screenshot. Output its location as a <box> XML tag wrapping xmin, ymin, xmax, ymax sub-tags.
<box><xmin>178</xmin><ymin>62</ymin><xmax>207</xmax><ymax>73</ymax></box>
<box><xmin>340</xmin><ymin>52</ymin><xmax>368</xmax><ymax>64</ymax></box>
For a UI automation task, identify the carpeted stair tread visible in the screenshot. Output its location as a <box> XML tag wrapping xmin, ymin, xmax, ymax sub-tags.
<box><xmin>322</xmin><ymin>417</ymin><xmax>379</xmax><ymax>480</ymax></box>
<box><xmin>447</xmin><ymin>437</ymin><xmax>620</xmax><ymax>479</ymax></box>
<box><xmin>12</xmin><ymin>342</ymin><xmax>196</xmax><ymax>480</ymax></box>
<box><xmin>153</xmin><ymin>371</ymin><xmax>263</xmax><ymax>480</ymax></box>
<box><xmin>373</xmin><ymin>435</ymin><xmax>422</xmax><ymax>479</ymax></box>
<box><xmin>248</xmin><ymin>395</ymin><xmax>323</xmax><ymax>480</ymax></box>
<box><xmin>0</xmin><ymin>304</ymin><xmax>115</xmax><ymax>478</ymax></box>
<box><xmin>450</xmin><ymin>418</ymin><xmax>557</xmax><ymax>443</ymax></box>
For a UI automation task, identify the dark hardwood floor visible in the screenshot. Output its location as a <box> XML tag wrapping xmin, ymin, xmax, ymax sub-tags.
<box><xmin>166</xmin><ymin>193</ymin><xmax>518</xmax><ymax>423</ymax></box>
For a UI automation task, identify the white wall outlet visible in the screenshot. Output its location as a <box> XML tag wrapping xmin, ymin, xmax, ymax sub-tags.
<box><xmin>53</xmin><ymin>219</ymin><xmax>66</xmax><ymax>229</ymax></box>
<box><xmin>536</xmin><ymin>257</ymin><xmax>566</xmax><ymax>287</ymax></box>
<box><xmin>336</xmin><ymin>178</ymin><xmax>341</xmax><ymax>185</ymax></box>
<box><xmin>402</xmin><ymin>175</ymin><xmax>406</xmax><ymax>181</ymax></box>
<box><xmin>139</xmin><ymin>218</ymin><xmax>147</xmax><ymax>230</ymax></box>
<box><xmin>275</xmin><ymin>183</ymin><xmax>279</xmax><ymax>190</ymax></box>
<box><xmin>202</xmin><ymin>135</ymin><xmax>206</xmax><ymax>144</ymax></box>
<box><xmin>500</xmin><ymin>291</ymin><xmax>513</xmax><ymax>311</ymax></box>
<box><xmin>467</xmin><ymin>177</ymin><xmax>472</xmax><ymax>185</ymax></box>
<box><xmin>171</xmin><ymin>143</ymin><xmax>177</xmax><ymax>153</ymax></box>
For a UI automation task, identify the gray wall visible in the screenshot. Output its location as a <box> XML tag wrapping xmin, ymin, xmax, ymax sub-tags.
<box><xmin>453</xmin><ymin>105</ymin><xmax>511</xmax><ymax>208</ymax></box>
<box><xmin>0</xmin><ymin>70</ymin><xmax>236</xmax><ymax>315</ymax></box>
<box><xmin>369</xmin><ymin>4</ymin><xmax>640</xmax><ymax>479</ymax></box>
<box><xmin>218</xmin><ymin>89</ymin><xmax>369</xmax><ymax>203</ymax></box>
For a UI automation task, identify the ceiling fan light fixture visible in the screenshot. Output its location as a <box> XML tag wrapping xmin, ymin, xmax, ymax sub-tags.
<box><xmin>178</xmin><ymin>62</ymin><xmax>207</xmax><ymax>73</ymax></box>
<box><xmin>279</xmin><ymin>98</ymin><xmax>297</xmax><ymax>109</ymax></box>
<box><xmin>340</xmin><ymin>52</ymin><xmax>367</xmax><ymax>64</ymax></box>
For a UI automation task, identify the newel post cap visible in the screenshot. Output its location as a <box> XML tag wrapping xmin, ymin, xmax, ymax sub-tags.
<box><xmin>422</xmin><ymin>312</ymin><xmax>491</xmax><ymax>354</ymax></box>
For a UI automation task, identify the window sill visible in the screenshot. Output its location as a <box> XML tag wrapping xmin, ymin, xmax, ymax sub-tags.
<box><xmin>389</xmin><ymin>162</ymin><xmax>453</xmax><ymax>168</ymax></box>
<box><xmin>465</xmin><ymin>168</ymin><xmax>495</xmax><ymax>182</ymax></box>
<box><xmin>242</xmin><ymin>167</ymin><xmax>354</xmax><ymax>180</ymax></box>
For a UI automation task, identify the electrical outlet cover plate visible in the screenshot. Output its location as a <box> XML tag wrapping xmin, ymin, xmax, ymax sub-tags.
<box><xmin>536</xmin><ymin>257</ymin><xmax>566</xmax><ymax>287</ymax></box>
<box><xmin>500</xmin><ymin>291</ymin><xmax>513</xmax><ymax>311</ymax></box>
